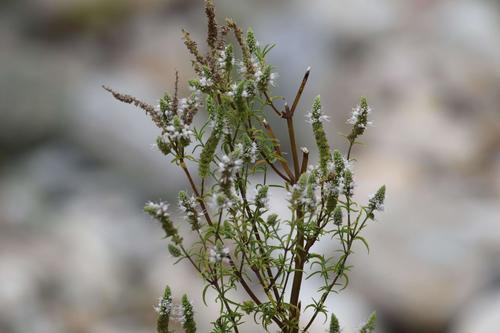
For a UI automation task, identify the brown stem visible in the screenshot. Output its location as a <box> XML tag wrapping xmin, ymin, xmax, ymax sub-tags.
<box><xmin>180</xmin><ymin>161</ymin><xmax>213</xmax><ymax>226</ymax></box>
<box><xmin>284</xmin><ymin>105</ymin><xmax>300</xmax><ymax>180</ymax></box>
<box><xmin>262</xmin><ymin>119</ymin><xmax>295</xmax><ymax>182</ymax></box>
<box><xmin>288</xmin><ymin>208</ymin><xmax>305</xmax><ymax>333</ymax></box>
<box><xmin>289</xmin><ymin>67</ymin><xmax>311</xmax><ymax>116</ymax></box>
<box><xmin>264</xmin><ymin>91</ymin><xmax>283</xmax><ymax>117</ymax></box>
<box><xmin>300</xmin><ymin>148</ymin><xmax>309</xmax><ymax>175</ymax></box>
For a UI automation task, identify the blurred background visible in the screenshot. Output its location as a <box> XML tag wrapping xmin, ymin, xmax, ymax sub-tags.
<box><xmin>1</xmin><ymin>0</ymin><xmax>500</xmax><ymax>332</ymax></box>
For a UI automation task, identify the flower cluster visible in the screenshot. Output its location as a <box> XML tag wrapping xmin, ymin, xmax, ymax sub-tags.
<box><xmin>144</xmin><ymin>200</ymin><xmax>182</xmax><ymax>244</ymax></box>
<box><xmin>305</xmin><ymin>97</ymin><xmax>330</xmax><ymax>124</ymax></box>
<box><xmin>308</xmin><ymin>96</ymin><xmax>331</xmax><ymax>173</ymax></box>
<box><xmin>217</xmin><ymin>45</ymin><xmax>235</xmax><ymax>71</ymax></box>
<box><xmin>154</xmin><ymin>91</ymin><xmax>201</xmax><ymax>147</ymax></box>
<box><xmin>211</xmin><ymin>192</ymin><xmax>237</xmax><ymax>210</ymax></box>
<box><xmin>165</xmin><ymin>116</ymin><xmax>194</xmax><ymax>141</ymax></box>
<box><xmin>180</xmin><ymin>295</ymin><xmax>196</xmax><ymax>333</ymax></box>
<box><xmin>199</xmin><ymin>75</ymin><xmax>213</xmax><ymax>88</ymax></box>
<box><xmin>210</xmin><ymin>151</ymin><xmax>246</xmax><ymax>209</ymax></box>
<box><xmin>156</xmin><ymin>294</ymin><xmax>196</xmax><ymax>333</ymax></box>
<box><xmin>144</xmin><ymin>200</ymin><xmax>170</xmax><ymax>219</ymax></box>
<box><xmin>348</xmin><ymin>101</ymin><xmax>372</xmax><ymax>128</ymax></box>
<box><xmin>324</xmin><ymin>150</ymin><xmax>355</xmax><ymax>197</ymax></box>
<box><xmin>208</xmin><ymin>246</ymin><xmax>230</xmax><ymax>264</ymax></box>
<box><xmin>347</xmin><ymin>97</ymin><xmax>373</xmax><ymax>142</ymax></box>
<box><xmin>154</xmin><ymin>294</ymin><xmax>173</xmax><ymax>316</ymax></box>
<box><xmin>254</xmin><ymin>185</ymin><xmax>269</xmax><ymax>209</ymax></box>
<box><xmin>218</xmin><ymin>154</ymin><xmax>243</xmax><ymax>188</ymax></box>
<box><xmin>235</xmin><ymin>141</ymin><xmax>258</xmax><ymax>164</ymax></box>
<box><xmin>368</xmin><ymin>185</ymin><xmax>386</xmax><ymax>212</ymax></box>
<box><xmin>287</xmin><ymin>166</ymin><xmax>320</xmax><ymax>212</ymax></box>
<box><xmin>178</xmin><ymin>191</ymin><xmax>200</xmax><ymax>230</ymax></box>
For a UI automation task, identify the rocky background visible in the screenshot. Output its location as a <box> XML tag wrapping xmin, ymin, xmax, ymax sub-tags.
<box><xmin>1</xmin><ymin>0</ymin><xmax>499</xmax><ymax>332</ymax></box>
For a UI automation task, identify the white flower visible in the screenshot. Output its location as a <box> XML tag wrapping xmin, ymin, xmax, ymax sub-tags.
<box><xmin>348</xmin><ymin>104</ymin><xmax>373</xmax><ymax>126</ymax></box>
<box><xmin>165</xmin><ymin>119</ymin><xmax>193</xmax><ymax>141</ymax></box>
<box><xmin>253</xmin><ymin>187</ymin><xmax>269</xmax><ymax>208</ymax></box>
<box><xmin>254</xmin><ymin>69</ymin><xmax>263</xmax><ymax>81</ymax></box>
<box><xmin>170</xmin><ymin>303</ymin><xmax>187</xmax><ymax>324</ymax></box>
<box><xmin>178</xmin><ymin>98</ymin><xmax>188</xmax><ymax>112</ymax></box>
<box><xmin>305</xmin><ymin>109</ymin><xmax>330</xmax><ymax>124</ymax></box>
<box><xmin>238</xmin><ymin>61</ymin><xmax>247</xmax><ymax>74</ymax></box>
<box><xmin>208</xmin><ymin>246</ymin><xmax>230</xmax><ymax>263</ymax></box>
<box><xmin>238</xmin><ymin>56</ymin><xmax>259</xmax><ymax>74</ymax></box>
<box><xmin>269</xmin><ymin>72</ymin><xmax>279</xmax><ymax>87</ymax></box>
<box><xmin>217</xmin><ymin>50</ymin><xmax>226</xmax><ymax>67</ymax></box>
<box><xmin>341</xmin><ymin>176</ymin><xmax>355</xmax><ymax>196</ymax></box>
<box><xmin>199</xmin><ymin>76</ymin><xmax>213</xmax><ymax>87</ymax></box>
<box><xmin>179</xmin><ymin>195</ymin><xmax>197</xmax><ymax>212</ymax></box>
<box><xmin>145</xmin><ymin>201</ymin><xmax>169</xmax><ymax>218</ymax></box>
<box><xmin>154</xmin><ymin>295</ymin><xmax>172</xmax><ymax>315</ymax></box>
<box><xmin>218</xmin><ymin>154</ymin><xmax>243</xmax><ymax>178</ymax></box>
<box><xmin>286</xmin><ymin>168</ymin><xmax>319</xmax><ymax>210</ymax></box>
<box><xmin>210</xmin><ymin>192</ymin><xmax>233</xmax><ymax>210</ymax></box>
<box><xmin>226</xmin><ymin>83</ymin><xmax>238</xmax><ymax>97</ymax></box>
<box><xmin>249</xmin><ymin>142</ymin><xmax>258</xmax><ymax>163</ymax></box>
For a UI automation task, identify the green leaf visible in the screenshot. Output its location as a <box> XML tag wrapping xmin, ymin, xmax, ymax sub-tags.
<box><xmin>202</xmin><ymin>284</ymin><xmax>211</xmax><ymax>307</ymax></box>
<box><xmin>355</xmin><ymin>236</ymin><xmax>370</xmax><ymax>254</ymax></box>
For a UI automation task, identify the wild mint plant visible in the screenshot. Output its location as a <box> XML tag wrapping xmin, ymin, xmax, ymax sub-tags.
<box><xmin>104</xmin><ymin>1</ymin><xmax>385</xmax><ymax>332</ymax></box>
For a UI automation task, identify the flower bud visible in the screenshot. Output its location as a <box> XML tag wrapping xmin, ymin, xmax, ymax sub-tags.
<box><xmin>168</xmin><ymin>243</ymin><xmax>182</xmax><ymax>258</ymax></box>
<box><xmin>224</xmin><ymin>44</ymin><xmax>234</xmax><ymax>73</ymax></box>
<box><xmin>156</xmin><ymin>136</ymin><xmax>172</xmax><ymax>156</ymax></box>
<box><xmin>333</xmin><ymin>206</ymin><xmax>343</xmax><ymax>226</ymax></box>
<box><xmin>257</xmin><ymin>64</ymin><xmax>272</xmax><ymax>92</ymax></box>
<box><xmin>332</xmin><ymin>150</ymin><xmax>344</xmax><ymax>176</ymax></box>
<box><xmin>267</xmin><ymin>213</ymin><xmax>278</xmax><ymax>225</ymax></box>
<box><xmin>178</xmin><ymin>191</ymin><xmax>200</xmax><ymax>230</ymax></box>
<box><xmin>255</xmin><ymin>185</ymin><xmax>269</xmax><ymax>209</ymax></box>
<box><xmin>308</xmin><ymin>96</ymin><xmax>331</xmax><ymax>174</ymax></box>
<box><xmin>181</xmin><ymin>294</ymin><xmax>196</xmax><ymax>333</ymax></box>
<box><xmin>360</xmin><ymin>311</ymin><xmax>377</xmax><ymax>333</ymax></box>
<box><xmin>329</xmin><ymin>313</ymin><xmax>340</xmax><ymax>333</ymax></box>
<box><xmin>159</xmin><ymin>93</ymin><xmax>171</xmax><ymax>113</ymax></box>
<box><xmin>242</xmin><ymin>300</ymin><xmax>256</xmax><ymax>314</ymax></box>
<box><xmin>246</xmin><ymin>28</ymin><xmax>258</xmax><ymax>54</ymax></box>
<box><xmin>145</xmin><ymin>201</ymin><xmax>182</xmax><ymax>244</ymax></box>
<box><xmin>156</xmin><ymin>286</ymin><xmax>172</xmax><ymax>333</ymax></box>
<box><xmin>368</xmin><ymin>185</ymin><xmax>386</xmax><ymax>212</ymax></box>
<box><xmin>343</xmin><ymin>169</ymin><xmax>354</xmax><ymax>197</ymax></box>
<box><xmin>347</xmin><ymin>97</ymin><xmax>373</xmax><ymax>142</ymax></box>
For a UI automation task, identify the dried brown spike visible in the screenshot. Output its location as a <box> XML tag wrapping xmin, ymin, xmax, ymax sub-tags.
<box><xmin>226</xmin><ymin>18</ymin><xmax>254</xmax><ymax>75</ymax></box>
<box><xmin>217</xmin><ymin>25</ymin><xmax>229</xmax><ymax>51</ymax></box>
<box><xmin>182</xmin><ymin>29</ymin><xmax>206</xmax><ymax>66</ymax></box>
<box><xmin>205</xmin><ymin>0</ymin><xmax>218</xmax><ymax>50</ymax></box>
<box><xmin>102</xmin><ymin>85</ymin><xmax>163</xmax><ymax>129</ymax></box>
<box><xmin>172</xmin><ymin>71</ymin><xmax>179</xmax><ymax>113</ymax></box>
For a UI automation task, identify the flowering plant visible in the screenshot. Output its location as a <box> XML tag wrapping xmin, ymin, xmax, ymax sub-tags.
<box><xmin>105</xmin><ymin>1</ymin><xmax>385</xmax><ymax>332</ymax></box>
